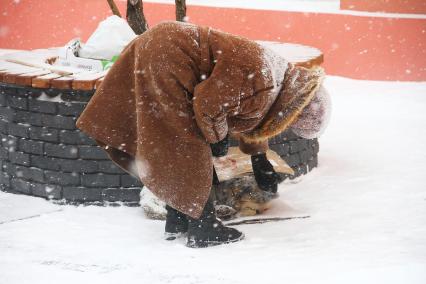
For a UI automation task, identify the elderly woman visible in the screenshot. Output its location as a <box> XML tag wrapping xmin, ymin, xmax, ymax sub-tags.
<box><xmin>76</xmin><ymin>21</ymin><xmax>328</xmax><ymax>248</ymax></box>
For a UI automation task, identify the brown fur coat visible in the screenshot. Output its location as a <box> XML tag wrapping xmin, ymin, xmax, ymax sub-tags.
<box><xmin>76</xmin><ymin>21</ymin><xmax>323</xmax><ymax>218</ymax></box>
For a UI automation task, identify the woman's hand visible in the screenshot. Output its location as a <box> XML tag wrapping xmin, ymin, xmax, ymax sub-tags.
<box><xmin>210</xmin><ymin>134</ymin><xmax>229</xmax><ymax>157</ymax></box>
<box><xmin>251</xmin><ymin>153</ymin><xmax>283</xmax><ymax>193</ymax></box>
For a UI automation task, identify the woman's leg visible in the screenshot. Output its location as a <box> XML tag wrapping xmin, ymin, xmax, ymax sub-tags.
<box><xmin>164</xmin><ymin>165</ymin><xmax>244</xmax><ymax>247</ymax></box>
<box><xmin>164</xmin><ymin>167</ymin><xmax>219</xmax><ymax>241</ymax></box>
<box><xmin>186</xmin><ymin>167</ymin><xmax>244</xmax><ymax>248</ymax></box>
<box><xmin>164</xmin><ymin>205</ymin><xmax>188</xmax><ymax>240</ymax></box>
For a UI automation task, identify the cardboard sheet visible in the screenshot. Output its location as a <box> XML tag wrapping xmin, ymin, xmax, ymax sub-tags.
<box><xmin>213</xmin><ymin>147</ymin><xmax>294</xmax><ymax>182</ymax></box>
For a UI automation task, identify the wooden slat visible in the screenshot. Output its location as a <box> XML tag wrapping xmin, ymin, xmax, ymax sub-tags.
<box><xmin>0</xmin><ymin>70</ymin><xmax>7</xmax><ymax>82</ymax></box>
<box><xmin>1</xmin><ymin>42</ymin><xmax>324</xmax><ymax>94</ymax></box>
<box><xmin>6</xmin><ymin>58</ymin><xmax>73</xmax><ymax>76</ymax></box>
<box><xmin>0</xmin><ymin>60</ymin><xmax>37</xmax><ymax>82</ymax></box>
<box><xmin>0</xmin><ymin>68</ymin><xmax>26</xmax><ymax>83</ymax></box>
<box><xmin>0</xmin><ymin>60</ymin><xmax>25</xmax><ymax>71</ymax></box>
<box><xmin>2</xmin><ymin>67</ymin><xmax>43</xmax><ymax>84</ymax></box>
<box><xmin>50</xmin><ymin>76</ymin><xmax>74</xmax><ymax>90</ymax></box>
<box><xmin>51</xmin><ymin>70</ymin><xmax>106</xmax><ymax>90</ymax></box>
<box><xmin>32</xmin><ymin>73</ymin><xmax>63</xmax><ymax>88</ymax></box>
<box><xmin>72</xmin><ymin>71</ymin><xmax>107</xmax><ymax>90</ymax></box>
<box><xmin>2</xmin><ymin>49</ymin><xmax>76</xmax><ymax>76</ymax></box>
<box><xmin>15</xmin><ymin>70</ymin><xmax>52</xmax><ymax>86</ymax></box>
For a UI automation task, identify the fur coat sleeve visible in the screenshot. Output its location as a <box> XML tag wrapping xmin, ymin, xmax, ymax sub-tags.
<box><xmin>76</xmin><ymin>22</ymin><xmax>324</xmax><ymax>219</ymax></box>
<box><xmin>193</xmin><ymin>28</ymin><xmax>290</xmax><ymax>154</ymax></box>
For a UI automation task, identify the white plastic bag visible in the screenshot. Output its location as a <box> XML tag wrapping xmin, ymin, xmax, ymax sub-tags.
<box><xmin>78</xmin><ymin>15</ymin><xmax>137</xmax><ymax>61</ymax></box>
<box><xmin>54</xmin><ymin>38</ymin><xmax>117</xmax><ymax>72</ymax></box>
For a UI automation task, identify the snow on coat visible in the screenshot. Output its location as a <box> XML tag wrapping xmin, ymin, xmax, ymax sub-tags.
<box><xmin>76</xmin><ymin>21</ymin><xmax>324</xmax><ymax>218</ymax></box>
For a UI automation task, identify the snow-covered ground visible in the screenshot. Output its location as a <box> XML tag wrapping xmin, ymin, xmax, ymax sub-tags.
<box><xmin>1</xmin><ymin>76</ymin><xmax>426</xmax><ymax>283</ymax></box>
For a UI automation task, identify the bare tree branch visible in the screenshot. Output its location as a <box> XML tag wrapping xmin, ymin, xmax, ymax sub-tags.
<box><xmin>175</xmin><ymin>0</ymin><xmax>187</xmax><ymax>22</ymax></box>
<box><xmin>106</xmin><ymin>0</ymin><xmax>122</xmax><ymax>17</ymax></box>
<box><xmin>127</xmin><ymin>0</ymin><xmax>149</xmax><ymax>35</ymax></box>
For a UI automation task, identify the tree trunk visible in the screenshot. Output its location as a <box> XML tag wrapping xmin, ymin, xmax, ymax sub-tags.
<box><xmin>127</xmin><ymin>0</ymin><xmax>149</xmax><ymax>35</ymax></box>
<box><xmin>175</xmin><ymin>0</ymin><xmax>187</xmax><ymax>22</ymax></box>
<box><xmin>106</xmin><ymin>0</ymin><xmax>122</xmax><ymax>17</ymax></box>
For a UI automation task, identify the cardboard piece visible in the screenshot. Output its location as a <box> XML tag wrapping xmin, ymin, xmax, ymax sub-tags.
<box><xmin>213</xmin><ymin>147</ymin><xmax>294</xmax><ymax>182</ymax></box>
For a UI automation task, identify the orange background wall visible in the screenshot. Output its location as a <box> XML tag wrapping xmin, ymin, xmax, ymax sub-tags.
<box><xmin>0</xmin><ymin>0</ymin><xmax>425</xmax><ymax>81</ymax></box>
<box><xmin>341</xmin><ymin>0</ymin><xmax>426</xmax><ymax>14</ymax></box>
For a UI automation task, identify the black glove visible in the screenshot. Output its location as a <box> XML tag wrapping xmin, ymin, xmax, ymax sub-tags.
<box><xmin>210</xmin><ymin>135</ymin><xmax>229</xmax><ymax>157</ymax></box>
<box><xmin>251</xmin><ymin>153</ymin><xmax>282</xmax><ymax>194</ymax></box>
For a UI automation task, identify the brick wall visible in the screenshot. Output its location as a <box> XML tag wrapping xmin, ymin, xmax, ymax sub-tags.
<box><xmin>0</xmin><ymin>82</ymin><xmax>318</xmax><ymax>204</ymax></box>
<box><xmin>0</xmin><ymin>83</ymin><xmax>142</xmax><ymax>204</ymax></box>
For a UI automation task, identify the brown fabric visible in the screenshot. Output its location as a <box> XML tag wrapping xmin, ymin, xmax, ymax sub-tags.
<box><xmin>76</xmin><ymin>21</ymin><xmax>322</xmax><ymax>218</ymax></box>
<box><xmin>241</xmin><ymin>64</ymin><xmax>325</xmax><ymax>143</ymax></box>
<box><xmin>237</xmin><ymin>137</ymin><xmax>269</xmax><ymax>155</ymax></box>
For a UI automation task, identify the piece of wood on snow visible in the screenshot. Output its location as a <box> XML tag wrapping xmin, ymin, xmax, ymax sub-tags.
<box><xmin>32</xmin><ymin>73</ymin><xmax>63</xmax><ymax>88</ymax></box>
<box><xmin>72</xmin><ymin>71</ymin><xmax>107</xmax><ymax>90</ymax></box>
<box><xmin>213</xmin><ymin>147</ymin><xmax>294</xmax><ymax>182</ymax></box>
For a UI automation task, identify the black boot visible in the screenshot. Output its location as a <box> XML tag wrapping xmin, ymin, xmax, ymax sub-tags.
<box><xmin>164</xmin><ymin>205</ymin><xmax>188</xmax><ymax>240</ymax></box>
<box><xmin>186</xmin><ymin>198</ymin><xmax>244</xmax><ymax>248</ymax></box>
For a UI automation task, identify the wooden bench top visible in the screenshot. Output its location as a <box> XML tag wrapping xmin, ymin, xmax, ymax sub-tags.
<box><xmin>0</xmin><ymin>43</ymin><xmax>323</xmax><ymax>91</ymax></box>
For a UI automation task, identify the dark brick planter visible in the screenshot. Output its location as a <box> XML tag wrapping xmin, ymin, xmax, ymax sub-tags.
<box><xmin>0</xmin><ymin>82</ymin><xmax>318</xmax><ymax>205</ymax></box>
<box><xmin>0</xmin><ymin>83</ymin><xmax>142</xmax><ymax>205</ymax></box>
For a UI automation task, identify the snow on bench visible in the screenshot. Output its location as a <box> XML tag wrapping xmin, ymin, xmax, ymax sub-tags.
<box><xmin>0</xmin><ymin>42</ymin><xmax>323</xmax><ymax>91</ymax></box>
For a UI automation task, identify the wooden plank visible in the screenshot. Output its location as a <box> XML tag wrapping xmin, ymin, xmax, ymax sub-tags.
<box><xmin>0</xmin><ymin>61</ymin><xmax>32</xmax><ymax>83</ymax></box>
<box><xmin>0</xmin><ymin>60</ymin><xmax>26</xmax><ymax>71</ymax></box>
<box><xmin>1</xmin><ymin>49</ymin><xmax>78</xmax><ymax>76</ymax></box>
<box><xmin>6</xmin><ymin>58</ymin><xmax>74</xmax><ymax>76</ymax></box>
<box><xmin>2</xmin><ymin>66</ymin><xmax>43</xmax><ymax>84</ymax></box>
<box><xmin>1</xmin><ymin>50</ymin><xmax>106</xmax><ymax>91</ymax></box>
<box><xmin>72</xmin><ymin>71</ymin><xmax>107</xmax><ymax>90</ymax></box>
<box><xmin>32</xmin><ymin>73</ymin><xmax>63</xmax><ymax>88</ymax></box>
<box><xmin>0</xmin><ymin>60</ymin><xmax>43</xmax><ymax>83</ymax></box>
<box><xmin>0</xmin><ymin>67</ymin><xmax>26</xmax><ymax>83</ymax></box>
<box><xmin>51</xmin><ymin>69</ymin><xmax>106</xmax><ymax>90</ymax></box>
<box><xmin>0</xmin><ymin>70</ymin><xmax>8</xmax><ymax>82</ymax></box>
<box><xmin>50</xmin><ymin>76</ymin><xmax>74</xmax><ymax>90</ymax></box>
<box><xmin>15</xmin><ymin>70</ymin><xmax>52</xmax><ymax>86</ymax></box>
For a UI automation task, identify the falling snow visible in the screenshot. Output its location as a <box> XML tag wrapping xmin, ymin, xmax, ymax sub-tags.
<box><xmin>0</xmin><ymin>76</ymin><xmax>425</xmax><ymax>284</ymax></box>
